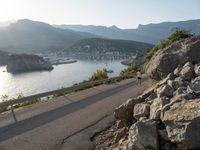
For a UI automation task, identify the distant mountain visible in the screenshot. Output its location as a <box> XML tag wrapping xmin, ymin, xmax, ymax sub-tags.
<box><xmin>64</xmin><ymin>38</ymin><xmax>153</xmax><ymax>60</ymax></box>
<box><xmin>67</xmin><ymin>38</ymin><xmax>153</xmax><ymax>53</ymax></box>
<box><xmin>1</xmin><ymin>19</ymin><xmax>199</xmax><ymax>54</ymax></box>
<box><xmin>0</xmin><ymin>19</ymin><xmax>97</xmax><ymax>53</ymax></box>
<box><xmin>56</xmin><ymin>19</ymin><xmax>200</xmax><ymax>44</ymax></box>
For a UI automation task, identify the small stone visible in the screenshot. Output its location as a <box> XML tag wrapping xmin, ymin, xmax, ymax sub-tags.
<box><xmin>113</xmin><ymin>128</ymin><xmax>127</xmax><ymax>144</ymax></box>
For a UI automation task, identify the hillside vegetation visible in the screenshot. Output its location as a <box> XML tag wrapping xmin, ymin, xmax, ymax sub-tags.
<box><xmin>140</xmin><ymin>28</ymin><xmax>193</xmax><ymax>73</ymax></box>
<box><xmin>120</xmin><ymin>64</ymin><xmax>138</xmax><ymax>76</ymax></box>
<box><xmin>89</xmin><ymin>68</ymin><xmax>108</xmax><ymax>81</ymax></box>
<box><xmin>145</xmin><ymin>28</ymin><xmax>193</xmax><ymax>61</ymax></box>
<box><xmin>67</xmin><ymin>38</ymin><xmax>153</xmax><ymax>54</ymax></box>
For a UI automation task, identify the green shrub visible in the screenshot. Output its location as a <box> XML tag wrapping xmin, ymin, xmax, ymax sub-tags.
<box><xmin>120</xmin><ymin>64</ymin><xmax>137</xmax><ymax>76</ymax></box>
<box><xmin>140</xmin><ymin>28</ymin><xmax>193</xmax><ymax>74</ymax></box>
<box><xmin>14</xmin><ymin>99</ymin><xmax>40</xmax><ymax>108</ymax></box>
<box><xmin>140</xmin><ymin>62</ymin><xmax>148</xmax><ymax>74</ymax></box>
<box><xmin>0</xmin><ymin>107</ymin><xmax>8</xmax><ymax>113</ymax></box>
<box><xmin>145</xmin><ymin>28</ymin><xmax>193</xmax><ymax>61</ymax></box>
<box><xmin>89</xmin><ymin>68</ymin><xmax>108</xmax><ymax>81</ymax></box>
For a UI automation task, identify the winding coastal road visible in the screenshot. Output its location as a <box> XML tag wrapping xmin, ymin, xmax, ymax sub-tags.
<box><xmin>0</xmin><ymin>77</ymin><xmax>149</xmax><ymax>150</ymax></box>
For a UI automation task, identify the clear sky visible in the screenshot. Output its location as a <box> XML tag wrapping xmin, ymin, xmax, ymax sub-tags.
<box><xmin>0</xmin><ymin>0</ymin><xmax>199</xmax><ymax>28</ymax></box>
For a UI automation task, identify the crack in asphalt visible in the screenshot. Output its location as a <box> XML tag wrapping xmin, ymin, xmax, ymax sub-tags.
<box><xmin>57</xmin><ymin>113</ymin><xmax>113</xmax><ymax>150</ymax></box>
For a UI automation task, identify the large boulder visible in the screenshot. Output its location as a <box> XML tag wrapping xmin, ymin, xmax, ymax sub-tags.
<box><xmin>126</xmin><ymin>118</ymin><xmax>158</xmax><ymax>150</ymax></box>
<box><xmin>162</xmin><ymin>99</ymin><xmax>200</xmax><ymax>149</ymax></box>
<box><xmin>146</xmin><ymin>36</ymin><xmax>200</xmax><ymax>80</ymax></box>
<box><xmin>114</xmin><ymin>97</ymin><xmax>144</xmax><ymax>127</ymax></box>
<box><xmin>114</xmin><ymin>98</ymin><xmax>135</xmax><ymax>127</ymax></box>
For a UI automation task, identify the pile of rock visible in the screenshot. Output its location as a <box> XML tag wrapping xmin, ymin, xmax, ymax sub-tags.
<box><xmin>113</xmin><ymin>62</ymin><xmax>200</xmax><ymax>149</ymax></box>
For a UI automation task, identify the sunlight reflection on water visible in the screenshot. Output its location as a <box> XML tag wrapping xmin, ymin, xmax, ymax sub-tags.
<box><xmin>0</xmin><ymin>60</ymin><xmax>126</xmax><ymax>100</ymax></box>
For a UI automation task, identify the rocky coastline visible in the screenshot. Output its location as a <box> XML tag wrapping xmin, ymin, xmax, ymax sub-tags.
<box><xmin>0</xmin><ymin>51</ymin><xmax>10</xmax><ymax>65</ymax></box>
<box><xmin>6</xmin><ymin>54</ymin><xmax>53</xmax><ymax>73</ymax></box>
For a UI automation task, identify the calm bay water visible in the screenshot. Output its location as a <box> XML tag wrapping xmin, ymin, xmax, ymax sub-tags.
<box><xmin>0</xmin><ymin>60</ymin><xmax>126</xmax><ymax>100</ymax></box>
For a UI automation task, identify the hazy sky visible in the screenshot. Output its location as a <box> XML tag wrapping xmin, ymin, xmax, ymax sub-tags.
<box><xmin>0</xmin><ymin>0</ymin><xmax>199</xmax><ymax>28</ymax></box>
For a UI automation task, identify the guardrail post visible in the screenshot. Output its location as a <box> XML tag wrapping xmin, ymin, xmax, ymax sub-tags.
<box><xmin>10</xmin><ymin>105</ymin><xmax>17</xmax><ymax>123</ymax></box>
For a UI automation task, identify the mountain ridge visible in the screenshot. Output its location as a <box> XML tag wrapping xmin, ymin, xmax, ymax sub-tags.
<box><xmin>56</xmin><ymin>19</ymin><xmax>200</xmax><ymax>44</ymax></box>
<box><xmin>1</xmin><ymin>19</ymin><xmax>200</xmax><ymax>54</ymax></box>
<box><xmin>0</xmin><ymin>19</ymin><xmax>98</xmax><ymax>53</ymax></box>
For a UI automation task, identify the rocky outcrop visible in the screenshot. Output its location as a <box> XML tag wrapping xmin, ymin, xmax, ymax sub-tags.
<box><xmin>7</xmin><ymin>54</ymin><xmax>53</xmax><ymax>73</ymax></box>
<box><xmin>112</xmin><ymin>61</ymin><xmax>200</xmax><ymax>149</ymax></box>
<box><xmin>146</xmin><ymin>36</ymin><xmax>200</xmax><ymax>80</ymax></box>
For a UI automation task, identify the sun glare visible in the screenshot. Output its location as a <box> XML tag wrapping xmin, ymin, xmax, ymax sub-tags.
<box><xmin>0</xmin><ymin>0</ymin><xmax>21</xmax><ymax>21</ymax></box>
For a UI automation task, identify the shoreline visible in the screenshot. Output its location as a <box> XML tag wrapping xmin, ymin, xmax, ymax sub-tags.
<box><xmin>51</xmin><ymin>60</ymin><xmax>77</xmax><ymax>65</ymax></box>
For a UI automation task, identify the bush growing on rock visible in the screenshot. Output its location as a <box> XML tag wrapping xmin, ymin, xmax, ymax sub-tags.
<box><xmin>146</xmin><ymin>35</ymin><xmax>200</xmax><ymax>80</ymax></box>
<box><xmin>140</xmin><ymin>29</ymin><xmax>194</xmax><ymax>80</ymax></box>
<box><xmin>145</xmin><ymin>28</ymin><xmax>193</xmax><ymax>61</ymax></box>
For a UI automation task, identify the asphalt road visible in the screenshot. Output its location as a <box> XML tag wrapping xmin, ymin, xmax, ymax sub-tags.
<box><xmin>0</xmin><ymin>77</ymin><xmax>149</xmax><ymax>150</ymax></box>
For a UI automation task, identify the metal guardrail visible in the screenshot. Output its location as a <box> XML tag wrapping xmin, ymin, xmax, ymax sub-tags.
<box><xmin>0</xmin><ymin>75</ymin><xmax>135</xmax><ymax>109</ymax></box>
<box><xmin>0</xmin><ymin>75</ymin><xmax>136</xmax><ymax>123</ymax></box>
